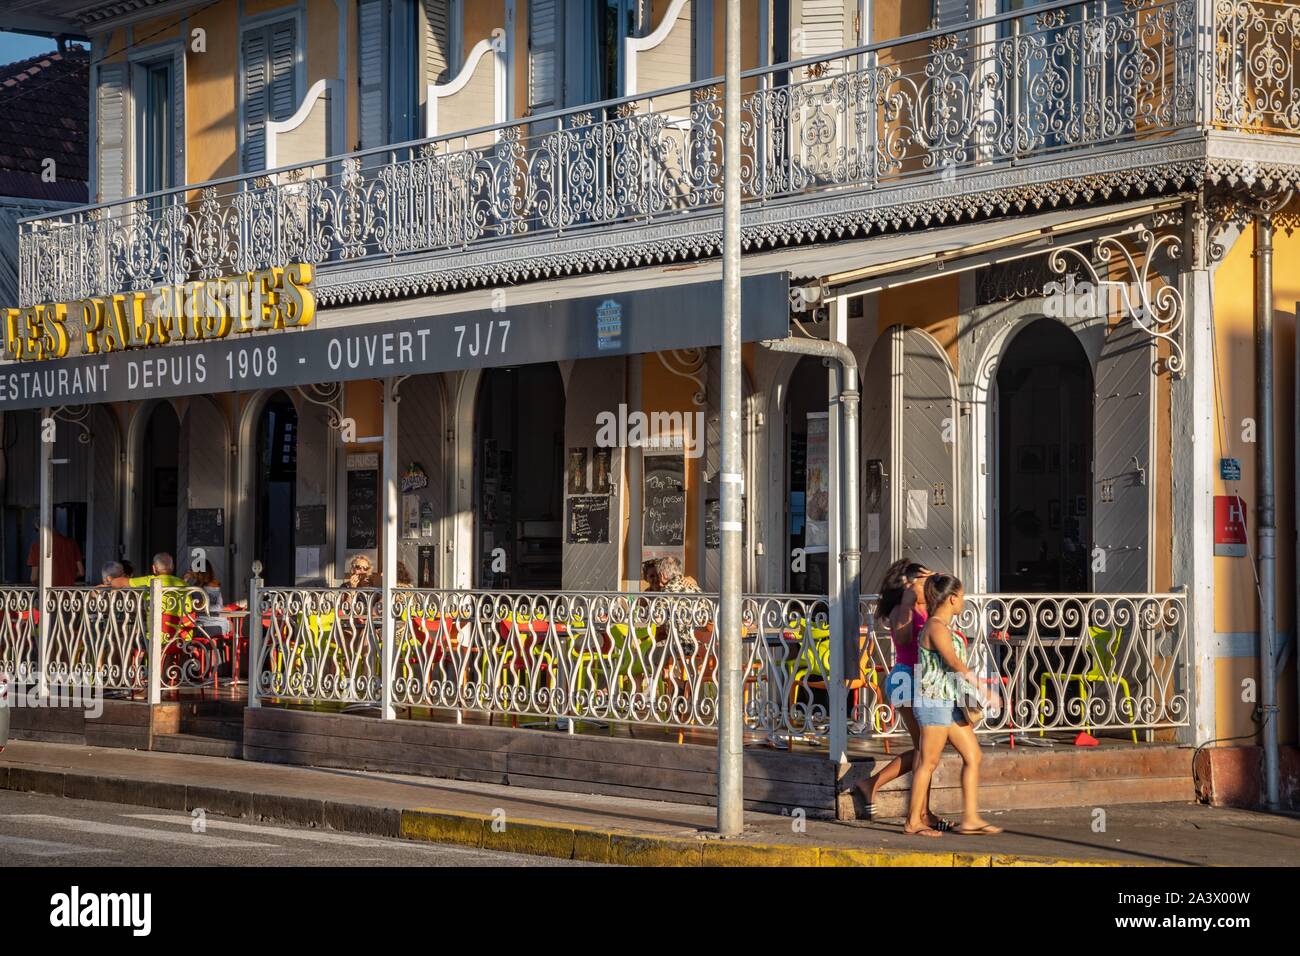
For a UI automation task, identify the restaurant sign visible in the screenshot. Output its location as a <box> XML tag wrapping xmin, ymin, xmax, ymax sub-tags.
<box><xmin>3</xmin><ymin>264</ymin><xmax>316</xmax><ymax>362</ymax></box>
<box><xmin>0</xmin><ymin>272</ymin><xmax>789</xmax><ymax>411</ymax></box>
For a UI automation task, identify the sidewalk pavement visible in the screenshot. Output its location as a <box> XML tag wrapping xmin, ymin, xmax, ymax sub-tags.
<box><xmin>1</xmin><ymin>740</ymin><xmax>1296</xmax><ymax>866</ymax></box>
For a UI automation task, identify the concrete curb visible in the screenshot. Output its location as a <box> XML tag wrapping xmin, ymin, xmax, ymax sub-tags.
<box><xmin>0</xmin><ymin>765</ymin><xmax>1137</xmax><ymax>867</ymax></box>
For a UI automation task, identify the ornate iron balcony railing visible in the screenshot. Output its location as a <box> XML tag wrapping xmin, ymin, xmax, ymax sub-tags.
<box><xmin>13</xmin><ymin>0</ymin><xmax>1228</xmax><ymax>308</ymax></box>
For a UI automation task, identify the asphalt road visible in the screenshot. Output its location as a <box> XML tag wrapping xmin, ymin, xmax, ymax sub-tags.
<box><xmin>0</xmin><ymin>790</ymin><xmax>602</xmax><ymax>867</ymax></box>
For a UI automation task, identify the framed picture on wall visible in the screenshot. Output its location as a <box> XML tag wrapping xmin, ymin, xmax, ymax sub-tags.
<box><xmin>1016</xmin><ymin>445</ymin><xmax>1044</xmax><ymax>474</ymax></box>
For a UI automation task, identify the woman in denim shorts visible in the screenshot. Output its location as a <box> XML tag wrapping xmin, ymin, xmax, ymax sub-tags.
<box><xmin>856</xmin><ymin>560</ymin><xmax>951</xmax><ymax>832</ymax></box>
<box><xmin>905</xmin><ymin>574</ymin><xmax>1002</xmax><ymax>838</ymax></box>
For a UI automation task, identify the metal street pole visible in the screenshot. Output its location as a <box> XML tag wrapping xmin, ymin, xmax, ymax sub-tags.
<box><xmin>717</xmin><ymin>0</ymin><xmax>744</xmax><ymax>837</ymax></box>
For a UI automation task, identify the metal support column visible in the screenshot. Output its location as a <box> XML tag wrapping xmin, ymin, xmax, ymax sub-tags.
<box><xmin>1255</xmin><ymin>213</ymin><xmax>1281</xmax><ymax>809</ymax></box>
<box><xmin>716</xmin><ymin>0</ymin><xmax>744</xmax><ymax>837</ymax></box>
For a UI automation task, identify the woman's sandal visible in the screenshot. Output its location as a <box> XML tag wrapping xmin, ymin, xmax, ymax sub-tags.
<box><xmin>929</xmin><ymin>817</ymin><xmax>955</xmax><ymax>832</ymax></box>
<box><xmin>953</xmin><ymin>823</ymin><xmax>1003</xmax><ymax>835</ymax></box>
<box><xmin>903</xmin><ymin>825</ymin><xmax>944</xmax><ymax>838</ymax></box>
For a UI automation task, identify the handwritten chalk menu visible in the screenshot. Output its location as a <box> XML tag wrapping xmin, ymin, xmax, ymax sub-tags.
<box><xmin>295</xmin><ymin>505</ymin><xmax>327</xmax><ymax>547</ymax></box>
<box><xmin>643</xmin><ymin>454</ymin><xmax>686</xmax><ymax>549</ymax></box>
<box><xmin>346</xmin><ymin>468</ymin><xmax>378</xmax><ymax>550</ymax></box>
<box><xmin>186</xmin><ymin>508</ymin><xmax>224</xmax><ymax>548</ymax></box>
<box><xmin>567</xmin><ymin>495</ymin><xmax>610</xmax><ymax>544</ymax></box>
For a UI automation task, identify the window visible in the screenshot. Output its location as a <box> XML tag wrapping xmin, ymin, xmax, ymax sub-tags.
<box><xmin>241</xmin><ymin>18</ymin><xmax>298</xmax><ymax>171</ymax></box>
<box><xmin>136</xmin><ymin>60</ymin><xmax>174</xmax><ymax>195</ymax></box>
<box><xmin>358</xmin><ymin>0</ymin><xmax>419</xmax><ymax>150</ymax></box>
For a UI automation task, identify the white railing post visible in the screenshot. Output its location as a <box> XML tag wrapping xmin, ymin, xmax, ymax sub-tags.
<box><xmin>36</xmin><ymin>407</ymin><xmax>52</xmax><ymax>701</ymax></box>
<box><xmin>148</xmin><ymin>577</ymin><xmax>163</xmax><ymax>705</ymax></box>
<box><xmin>380</xmin><ymin>378</ymin><xmax>398</xmax><ymax>721</ymax></box>
<box><xmin>248</xmin><ymin>562</ymin><xmax>263</xmax><ymax>708</ymax></box>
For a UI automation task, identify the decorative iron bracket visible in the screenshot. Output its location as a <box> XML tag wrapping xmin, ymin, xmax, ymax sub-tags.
<box><xmin>294</xmin><ymin>382</ymin><xmax>346</xmax><ymax>428</ymax></box>
<box><xmin>1047</xmin><ymin>226</ymin><xmax>1185</xmax><ymax>378</ymax></box>
<box><xmin>51</xmin><ymin>405</ymin><xmax>93</xmax><ymax>444</ymax></box>
<box><xmin>656</xmin><ymin>349</ymin><xmax>708</xmax><ymax>406</ymax></box>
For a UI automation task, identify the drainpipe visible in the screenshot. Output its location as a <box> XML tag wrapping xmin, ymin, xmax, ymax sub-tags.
<box><xmin>1255</xmin><ymin>212</ymin><xmax>1281</xmax><ymax>811</ymax></box>
<box><xmin>762</xmin><ymin>336</ymin><xmax>861</xmax><ymax>759</ymax></box>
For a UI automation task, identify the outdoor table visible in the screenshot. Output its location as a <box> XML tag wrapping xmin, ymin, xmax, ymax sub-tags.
<box><xmin>220</xmin><ymin>609</ymin><xmax>250</xmax><ymax>686</ymax></box>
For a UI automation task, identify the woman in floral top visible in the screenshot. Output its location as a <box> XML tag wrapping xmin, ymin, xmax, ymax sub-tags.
<box><xmin>904</xmin><ymin>574</ymin><xmax>1002</xmax><ymax>838</ymax></box>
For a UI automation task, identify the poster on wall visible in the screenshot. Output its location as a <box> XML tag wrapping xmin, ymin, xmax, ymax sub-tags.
<box><xmin>567</xmin><ymin>447</ymin><xmax>589</xmax><ymax>494</ymax></box>
<box><xmin>804</xmin><ymin>413</ymin><xmax>829</xmax><ymax>553</ymax></box>
<box><xmin>592</xmin><ymin>447</ymin><xmax>612</xmax><ymax>495</ymax></box>
<box><xmin>402</xmin><ymin>494</ymin><xmax>421</xmax><ymax>539</ymax></box>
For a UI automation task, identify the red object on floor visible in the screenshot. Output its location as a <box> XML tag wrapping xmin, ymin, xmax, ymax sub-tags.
<box><xmin>1074</xmin><ymin>732</ymin><xmax>1099</xmax><ymax>747</ymax></box>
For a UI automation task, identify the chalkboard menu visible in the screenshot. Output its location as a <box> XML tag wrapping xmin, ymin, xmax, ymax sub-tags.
<box><xmin>186</xmin><ymin>508</ymin><xmax>224</xmax><ymax>548</ymax></box>
<box><xmin>705</xmin><ymin>497</ymin><xmax>745</xmax><ymax>550</ymax></box>
<box><xmin>295</xmin><ymin>505</ymin><xmax>327</xmax><ymax>547</ymax></box>
<box><xmin>566</xmin><ymin>495</ymin><xmax>610</xmax><ymax>544</ymax></box>
<box><xmin>643</xmin><ymin>455</ymin><xmax>686</xmax><ymax>548</ymax></box>
<box><xmin>346</xmin><ymin>469</ymin><xmax>378</xmax><ymax>550</ymax></box>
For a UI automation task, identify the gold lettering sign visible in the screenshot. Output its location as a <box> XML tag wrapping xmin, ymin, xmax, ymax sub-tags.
<box><xmin>3</xmin><ymin>264</ymin><xmax>317</xmax><ymax>362</ymax></box>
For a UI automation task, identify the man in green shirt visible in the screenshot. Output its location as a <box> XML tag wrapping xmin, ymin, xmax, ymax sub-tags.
<box><xmin>124</xmin><ymin>552</ymin><xmax>186</xmax><ymax>589</ymax></box>
<box><xmin>114</xmin><ymin>553</ymin><xmax>190</xmax><ymax>617</ymax></box>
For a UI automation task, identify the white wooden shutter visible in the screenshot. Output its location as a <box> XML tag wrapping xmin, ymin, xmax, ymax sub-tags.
<box><xmin>933</xmin><ymin>0</ymin><xmax>971</xmax><ymax>29</ymax></box>
<box><xmin>528</xmin><ymin>0</ymin><xmax>560</xmax><ymax>114</ymax></box>
<box><xmin>358</xmin><ymin>0</ymin><xmax>387</xmax><ymax>148</ymax></box>
<box><xmin>797</xmin><ymin>0</ymin><xmax>853</xmax><ymax>70</ymax></box>
<box><xmin>424</xmin><ymin>0</ymin><xmax>452</xmax><ymax>85</ymax></box>
<box><xmin>172</xmin><ymin>49</ymin><xmax>186</xmax><ymax>186</ymax></box>
<box><xmin>96</xmin><ymin>63</ymin><xmax>129</xmax><ymax>202</ymax></box>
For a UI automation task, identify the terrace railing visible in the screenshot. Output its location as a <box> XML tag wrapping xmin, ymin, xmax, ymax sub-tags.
<box><xmin>0</xmin><ymin>584</ymin><xmax>226</xmax><ymax>698</ymax></box>
<box><xmin>17</xmin><ymin>0</ymin><xmax>1204</xmax><ymax>308</ymax></box>
<box><xmin>248</xmin><ymin>586</ymin><xmax>1189</xmax><ymax>745</ymax></box>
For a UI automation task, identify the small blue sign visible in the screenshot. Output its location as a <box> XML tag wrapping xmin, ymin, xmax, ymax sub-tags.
<box><xmin>1220</xmin><ymin>458</ymin><xmax>1241</xmax><ymax>481</ymax></box>
<box><xmin>596</xmin><ymin>299</ymin><xmax>622</xmax><ymax>351</ymax></box>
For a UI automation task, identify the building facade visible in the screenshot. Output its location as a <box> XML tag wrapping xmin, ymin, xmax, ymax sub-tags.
<box><xmin>2</xmin><ymin>0</ymin><xmax>1299</xmax><ymax>805</ymax></box>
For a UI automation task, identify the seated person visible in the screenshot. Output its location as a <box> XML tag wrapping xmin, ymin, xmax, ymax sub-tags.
<box><xmin>184</xmin><ymin>566</ymin><xmax>229</xmax><ymax>637</ymax></box>
<box><xmin>100</xmin><ymin>560</ymin><xmax>130</xmax><ymax>588</ymax></box>
<box><xmin>341</xmin><ymin>554</ymin><xmax>376</xmax><ymax>588</ymax></box>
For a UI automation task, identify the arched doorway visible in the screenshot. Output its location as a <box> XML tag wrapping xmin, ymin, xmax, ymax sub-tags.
<box><xmin>139</xmin><ymin>402</ymin><xmax>180</xmax><ymax>570</ymax></box>
<box><xmin>996</xmin><ymin>319</ymin><xmax>1093</xmax><ymax>592</ymax></box>
<box><xmin>475</xmin><ymin>364</ymin><xmax>564</xmax><ymax>589</ymax></box>
<box><xmin>255</xmin><ymin>392</ymin><xmax>298</xmax><ymax>587</ymax></box>
<box><xmin>785</xmin><ymin>355</ymin><xmax>830</xmax><ymax>594</ymax></box>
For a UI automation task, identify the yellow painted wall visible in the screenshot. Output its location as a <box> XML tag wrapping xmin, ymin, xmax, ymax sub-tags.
<box><xmin>639</xmin><ymin>352</ymin><xmax>706</xmax><ymax>582</ymax></box>
<box><xmin>877</xmin><ymin>275</ymin><xmax>961</xmax><ymax>369</ymax></box>
<box><xmin>1212</xmin><ymin>220</ymin><xmax>1300</xmax><ymax>745</ymax></box>
<box><xmin>187</xmin><ymin>2</ymin><xmax>240</xmax><ymax>183</ymax></box>
<box><xmin>872</xmin><ymin>0</ymin><xmax>931</xmax><ymax>42</ymax></box>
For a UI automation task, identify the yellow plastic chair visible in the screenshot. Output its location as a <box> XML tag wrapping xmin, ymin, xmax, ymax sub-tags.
<box><xmin>786</xmin><ymin>619</ymin><xmax>883</xmax><ymax>733</ymax></box>
<box><xmin>1037</xmin><ymin>625</ymin><xmax>1138</xmax><ymax>743</ymax></box>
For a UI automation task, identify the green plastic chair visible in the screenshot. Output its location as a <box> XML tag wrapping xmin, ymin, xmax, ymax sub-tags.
<box><xmin>1037</xmin><ymin>625</ymin><xmax>1138</xmax><ymax>743</ymax></box>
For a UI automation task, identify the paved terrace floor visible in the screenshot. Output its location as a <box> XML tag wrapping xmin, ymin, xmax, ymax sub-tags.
<box><xmin>1</xmin><ymin>741</ymin><xmax>1296</xmax><ymax>866</ymax></box>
